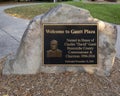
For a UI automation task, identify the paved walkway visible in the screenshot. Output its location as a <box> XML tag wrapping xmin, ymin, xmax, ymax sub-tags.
<box><xmin>0</xmin><ymin>4</ymin><xmax>35</xmax><ymax>58</ymax></box>
<box><xmin>0</xmin><ymin>3</ymin><xmax>120</xmax><ymax>59</ymax></box>
<box><xmin>115</xmin><ymin>25</ymin><xmax>120</xmax><ymax>58</ymax></box>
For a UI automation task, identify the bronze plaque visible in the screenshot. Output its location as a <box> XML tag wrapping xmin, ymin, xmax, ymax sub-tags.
<box><xmin>43</xmin><ymin>24</ymin><xmax>98</xmax><ymax>66</ymax></box>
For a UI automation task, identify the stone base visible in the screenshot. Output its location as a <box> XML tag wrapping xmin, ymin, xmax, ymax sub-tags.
<box><xmin>2</xmin><ymin>4</ymin><xmax>117</xmax><ymax>76</ymax></box>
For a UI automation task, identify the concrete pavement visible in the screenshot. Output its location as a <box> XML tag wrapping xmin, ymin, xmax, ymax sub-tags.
<box><xmin>115</xmin><ymin>25</ymin><xmax>120</xmax><ymax>58</ymax></box>
<box><xmin>0</xmin><ymin>3</ymin><xmax>120</xmax><ymax>59</ymax></box>
<box><xmin>0</xmin><ymin>4</ymin><xmax>31</xmax><ymax>58</ymax></box>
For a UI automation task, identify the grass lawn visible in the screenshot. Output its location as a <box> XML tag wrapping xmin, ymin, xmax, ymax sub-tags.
<box><xmin>5</xmin><ymin>2</ymin><xmax>120</xmax><ymax>24</ymax></box>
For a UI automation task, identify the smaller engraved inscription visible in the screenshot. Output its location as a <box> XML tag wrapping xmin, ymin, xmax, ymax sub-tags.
<box><xmin>43</xmin><ymin>24</ymin><xmax>98</xmax><ymax>66</ymax></box>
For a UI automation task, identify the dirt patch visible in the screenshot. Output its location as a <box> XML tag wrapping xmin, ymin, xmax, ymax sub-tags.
<box><xmin>0</xmin><ymin>58</ymin><xmax>120</xmax><ymax>96</ymax></box>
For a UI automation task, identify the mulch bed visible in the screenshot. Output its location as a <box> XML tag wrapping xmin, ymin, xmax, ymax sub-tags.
<box><xmin>0</xmin><ymin>58</ymin><xmax>120</xmax><ymax>96</ymax></box>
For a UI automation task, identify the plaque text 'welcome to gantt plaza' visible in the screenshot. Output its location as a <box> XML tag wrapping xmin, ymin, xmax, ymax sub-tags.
<box><xmin>43</xmin><ymin>24</ymin><xmax>98</xmax><ymax>66</ymax></box>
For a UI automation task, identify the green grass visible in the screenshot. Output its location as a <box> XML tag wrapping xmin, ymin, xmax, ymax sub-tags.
<box><xmin>5</xmin><ymin>3</ymin><xmax>57</xmax><ymax>19</ymax></box>
<box><xmin>68</xmin><ymin>2</ymin><xmax>120</xmax><ymax>24</ymax></box>
<box><xmin>5</xmin><ymin>2</ymin><xmax>120</xmax><ymax>24</ymax></box>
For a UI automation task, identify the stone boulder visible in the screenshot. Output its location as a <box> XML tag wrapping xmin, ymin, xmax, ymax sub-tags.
<box><xmin>2</xmin><ymin>4</ymin><xmax>117</xmax><ymax>76</ymax></box>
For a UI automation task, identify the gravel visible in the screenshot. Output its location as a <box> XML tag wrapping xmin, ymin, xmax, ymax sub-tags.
<box><xmin>0</xmin><ymin>57</ymin><xmax>120</xmax><ymax>96</ymax></box>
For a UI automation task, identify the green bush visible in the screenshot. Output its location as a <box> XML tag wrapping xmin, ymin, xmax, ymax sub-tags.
<box><xmin>0</xmin><ymin>0</ymin><xmax>14</xmax><ymax>2</ymax></box>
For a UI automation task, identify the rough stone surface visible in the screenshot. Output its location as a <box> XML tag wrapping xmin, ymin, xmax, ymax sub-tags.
<box><xmin>2</xmin><ymin>4</ymin><xmax>117</xmax><ymax>76</ymax></box>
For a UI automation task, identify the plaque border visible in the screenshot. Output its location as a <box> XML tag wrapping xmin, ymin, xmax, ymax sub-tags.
<box><xmin>42</xmin><ymin>24</ymin><xmax>98</xmax><ymax>67</ymax></box>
